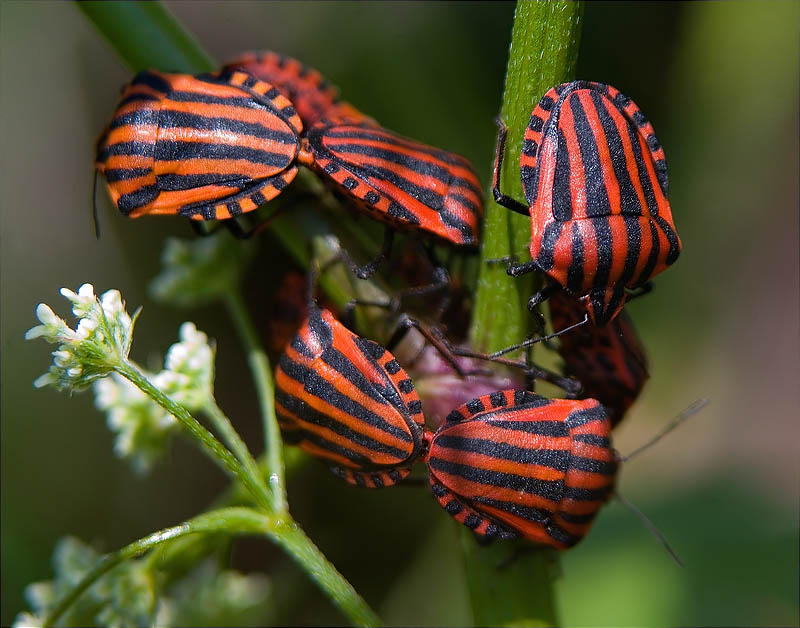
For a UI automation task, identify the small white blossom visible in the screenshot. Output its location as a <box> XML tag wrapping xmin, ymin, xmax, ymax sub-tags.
<box><xmin>25</xmin><ymin>284</ymin><xmax>139</xmax><ymax>393</ymax></box>
<box><xmin>91</xmin><ymin>322</ymin><xmax>215</xmax><ymax>473</ymax></box>
<box><xmin>15</xmin><ymin>536</ymin><xmax>156</xmax><ymax>628</ymax></box>
<box><xmin>94</xmin><ymin>373</ymin><xmax>177</xmax><ymax>474</ymax></box>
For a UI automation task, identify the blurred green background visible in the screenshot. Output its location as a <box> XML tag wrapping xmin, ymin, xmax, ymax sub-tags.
<box><xmin>1</xmin><ymin>1</ymin><xmax>798</xmax><ymax>626</ymax></box>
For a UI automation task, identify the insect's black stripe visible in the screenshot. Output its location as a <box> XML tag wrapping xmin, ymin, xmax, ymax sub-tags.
<box><xmin>275</xmin><ymin>384</ymin><xmax>412</xmax><ymax>458</ymax></box>
<box><xmin>110</xmin><ymin>109</ymin><xmax>159</xmax><ymax>129</ymax></box>
<box><xmin>566</xmin><ymin>405</ymin><xmax>608</xmax><ymax>429</ymax></box>
<box><xmin>569</xmin><ymin>455</ymin><xmax>617</xmax><ymax>475</ymax></box>
<box><xmin>275</xmin><ymin>415</ymin><xmax>379</xmax><ymax>466</ymax></box>
<box><xmin>546</xmin><ymin>521</ymin><xmax>581</xmax><ymax>546</ymax></box>
<box><xmin>167</xmin><ymin>90</ymin><xmax>274</xmax><ymax>110</ymax></box>
<box><xmin>277</xmin><ymin>355</ymin><xmax>413</xmax><ymax>443</ymax></box>
<box><xmin>625</xmin><ymin>116</ymin><xmax>659</xmax><ymax>218</ymax></box>
<box><xmin>117</xmin><ymin>93</ymin><xmax>161</xmax><ymax>108</ymax></box>
<box><xmin>347</xmin><ymin>162</ymin><xmax>447</xmax><ymax>212</ymax></box>
<box><xmin>154</xmin><ymin>141</ymin><xmax>293</xmax><ymax>168</ymax></box>
<box><xmin>434</xmin><ymin>435</ymin><xmax>571</xmax><ymax>472</ymax></box>
<box><xmin>573</xmin><ymin>433</ymin><xmax>612</xmax><ymax>448</ymax></box>
<box><xmin>563</xmin><ymin>484</ymin><xmax>613</xmax><ymax>501</ymax></box>
<box><xmin>535</xmin><ymin>221</ymin><xmax>563</xmax><ymax>271</ymax></box>
<box><xmin>116</xmin><ymin>185</ymin><xmax>159</xmax><ymax>213</ymax></box>
<box><xmin>552</xmin><ymin>127</ymin><xmax>573</xmax><ymax>221</ymax></box>
<box><xmin>468</xmin><ymin>496</ymin><xmax>553</xmax><ymax>525</ymax></box>
<box><xmin>567</xmin><ymin>222</ymin><xmax>585</xmax><ymax>293</ymax></box>
<box><xmin>130</xmin><ymin>71</ymin><xmax>171</xmax><ymax>93</ymax></box>
<box><xmin>569</xmin><ymin>92</ymin><xmax>611</xmax><ymax>218</ymax></box>
<box><xmin>153</xmin><ymin>109</ymin><xmax>298</xmax><ymax>144</ymax></box>
<box><xmin>156</xmin><ymin>173</ymin><xmax>250</xmax><ymax>191</ymax></box>
<box><xmin>591</xmin><ymin>90</ymin><xmax>643</xmax><ymax>216</ymax></box>
<box><xmin>103</xmin><ymin>168</ymin><xmax>152</xmax><ymax>182</ymax></box>
<box><xmin>387</xmin><ymin>201</ymin><xmax>421</xmax><ymax>225</ymax></box>
<box><xmin>226</xmin><ymin>200</ymin><xmax>243</xmax><ymax>216</ymax></box>
<box><xmin>652</xmin><ymin>214</ymin><xmax>681</xmax><ymax>266</ymax></box>
<box><xmin>428</xmin><ymin>457</ymin><xmax>566</xmax><ymax>502</ymax></box>
<box><xmin>318</xmin><ymin>127</ymin><xmax>469</xmax><ymax>167</ymax></box>
<box><xmin>590</xmin><ymin>214</ymin><xmax>614</xmax><ymax>317</ymax></box>
<box><xmin>557</xmin><ymin>510</ymin><xmax>597</xmax><ymax>524</ymax></box>
<box><xmin>320</xmin><ymin>344</ymin><xmax>406</xmax><ymax>411</ymax></box>
<box><xmin>485</xmin><ymin>418</ymin><xmax>570</xmax><ymax>437</ymax></box>
<box><xmin>617</xmin><ymin>214</ymin><xmax>643</xmax><ymax>303</ymax></box>
<box><xmin>636</xmin><ymin>220</ymin><xmax>661</xmax><ymax>287</ymax></box>
<box><xmin>175</xmin><ymin>175</ymin><xmax>289</xmax><ymax>218</ymax></box>
<box><xmin>98</xmin><ymin>141</ymin><xmax>155</xmax><ymax>161</ymax></box>
<box><xmin>324</xmin><ymin>142</ymin><xmax>470</xmax><ymax>189</ymax></box>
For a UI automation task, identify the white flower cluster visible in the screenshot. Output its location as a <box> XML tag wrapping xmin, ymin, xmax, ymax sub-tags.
<box><xmin>15</xmin><ymin>539</ymin><xmax>271</xmax><ymax>628</ymax></box>
<box><xmin>94</xmin><ymin>322</ymin><xmax>215</xmax><ymax>473</ymax></box>
<box><xmin>13</xmin><ymin>536</ymin><xmax>156</xmax><ymax>628</ymax></box>
<box><xmin>25</xmin><ymin>284</ymin><xmax>137</xmax><ymax>392</ymax></box>
<box><xmin>26</xmin><ymin>285</ymin><xmax>217</xmax><ymax>473</ymax></box>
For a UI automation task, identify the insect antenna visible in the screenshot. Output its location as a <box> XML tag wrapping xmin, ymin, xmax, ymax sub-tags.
<box><xmin>615</xmin><ymin>492</ymin><xmax>684</xmax><ymax>567</ymax></box>
<box><xmin>92</xmin><ymin>169</ymin><xmax>101</xmax><ymax>239</ymax></box>
<box><xmin>621</xmin><ymin>398</ymin><xmax>709</xmax><ymax>462</ymax></box>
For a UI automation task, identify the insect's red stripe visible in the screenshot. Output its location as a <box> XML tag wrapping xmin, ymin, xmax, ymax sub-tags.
<box><xmin>277</xmin><ymin>344</ymin><xmax>415</xmax><ymax>453</ymax></box>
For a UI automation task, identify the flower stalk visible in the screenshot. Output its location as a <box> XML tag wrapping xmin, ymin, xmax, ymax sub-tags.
<box><xmin>464</xmin><ymin>2</ymin><xmax>584</xmax><ymax>626</ymax></box>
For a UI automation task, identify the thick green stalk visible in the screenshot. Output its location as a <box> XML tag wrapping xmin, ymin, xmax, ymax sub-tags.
<box><xmin>115</xmin><ymin>361</ymin><xmax>271</xmax><ymax>512</ymax></box>
<box><xmin>223</xmin><ymin>290</ymin><xmax>288</xmax><ymax>514</ymax></box>
<box><xmin>465</xmin><ymin>2</ymin><xmax>583</xmax><ymax>626</ymax></box>
<box><xmin>77</xmin><ymin>1</ymin><xmax>214</xmax><ymax>72</ymax></box>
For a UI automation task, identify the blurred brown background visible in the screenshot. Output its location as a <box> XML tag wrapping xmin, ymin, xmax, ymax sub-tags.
<box><xmin>2</xmin><ymin>2</ymin><xmax>798</xmax><ymax>625</ymax></box>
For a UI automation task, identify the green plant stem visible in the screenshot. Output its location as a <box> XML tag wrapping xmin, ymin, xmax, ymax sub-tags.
<box><xmin>203</xmin><ymin>399</ymin><xmax>271</xmax><ymax>508</ymax></box>
<box><xmin>44</xmin><ymin>507</ymin><xmax>380</xmax><ymax>628</ymax></box>
<box><xmin>464</xmin><ymin>1</ymin><xmax>583</xmax><ymax>626</ymax></box>
<box><xmin>114</xmin><ymin>361</ymin><xmax>270</xmax><ymax>512</ymax></box>
<box><xmin>223</xmin><ymin>289</ymin><xmax>288</xmax><ymax>514</ymax></box>
<box><xmin>43</xmin><ymin>507</ymin><xmax>271</xmax><ymax>626</ymax></box>
<box><xmin>271</xmin><ymin>520</ymin><xmax>382</xmax><ymax>627</ymax></box>
<box><xmin>77</xmin><ymin>1</ymin><xmax>214</xmax><ymax>72</ymax></box>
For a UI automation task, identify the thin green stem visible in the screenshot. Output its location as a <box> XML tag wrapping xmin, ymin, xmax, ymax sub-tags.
<box><xmin>114</xmin><ymin>361</ymin><xmax>270</xmax><ymax>512</ymax></box>
<box><xmin>464</xmin><ymin>1</ymin><xmax>584</xmax><ymax>626</ymax></box>
<box><xmin>270</xmin><ymin>519</ymin><xmax>382</xmax><ymax>627</ymax></box>
<box><xmin>223</xmin><ymin>290</ymin><xmax>287</xmax><ymax>513</ymax></box>
<box><xmin>203</xmin><ymin>398</ymin><xmax>272</xmax><ymax>509</ymax></box>
<box><xmin>43</xmin><ymin>507</ymin><xmax>272</xmax><ymax>627</ymax></box>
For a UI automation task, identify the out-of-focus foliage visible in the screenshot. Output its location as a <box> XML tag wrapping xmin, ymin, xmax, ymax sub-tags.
<box><xmin>2</xmin><ymin>2</ymin><xmax>797</xmax><ymax>626</ymax></box>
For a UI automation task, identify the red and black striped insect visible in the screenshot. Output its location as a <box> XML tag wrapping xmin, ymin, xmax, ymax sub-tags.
<box><xmin>274</xmin><ymin>305</ymin><xmax>426</xmax><ymax>488</ymax></box>
<box><xmin>493</xmin><ymin>81</ymin><xmax>681</xmax><ymax>326</ymax></box>
<box><xmin>549</xmin><ymin>289</ymin><xmax>649</xmax><ymax>427</ymax></box>
<box><xmin>425</xmin><ymin>390</ymin><xmax>617</xmax><ymax>547</ymax></box>
<box><xmin>226</xmin><ymin>50</ymin><xmax>483</xmax><ymax>271</ymax></box>
<box><xmin>95</xmin><ymin>69</ymin><xmax>303</xmax><ymax>222</ymax></box>
<box><xmin>97</xmin><ymin>64</ymin><xmax>483</xmax><ymax>264</ymax></box>
<box><xmin>223</xmin><ymin>50</ymin><xmax>373</xmax><ymax>128</ymax></box>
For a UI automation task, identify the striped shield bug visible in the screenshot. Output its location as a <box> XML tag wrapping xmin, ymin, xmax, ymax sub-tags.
<box><xmin>493</xmin><ymin>81</ymin><xmax>682</xmax><ymax>326</ymax></box>
<box><xmin>225</xmin><ymin>50</ymin><xmax>483</xmax><ymax>273</ymax></box>
<box><xmin>223</xmin><ymin>50</ymin><xmax>374</xmax><ymax>128</ymax></box>
<box><xmin>97</xmin><ymin>60</ymin><xmax>483</xmax><ymax>272</ymax></box>
<box><xmin>425</xmin><ymin>390</ymin><xmax>617</xmax><ymax>547</ymax></box>
<box><xmin>95</xmin><ymin>69</ymin><xmax>304</xmax><ymax>222</ymax></box>
<box><xmin>274</xmin><ymin>305</ymin><xmax>426</xmax><ymax>488</ymax></box>
<box><xmin>549</xmin><ymin>289</ymin><xmax>649</xmax><ymax>427</ymax></box>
